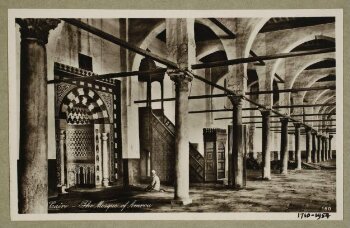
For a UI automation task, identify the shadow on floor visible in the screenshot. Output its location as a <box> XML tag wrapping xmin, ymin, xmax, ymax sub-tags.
<box><xmin>49</xmin><ymin>160</ymin><xmax>336</xmax><ymax>213</ymax></box>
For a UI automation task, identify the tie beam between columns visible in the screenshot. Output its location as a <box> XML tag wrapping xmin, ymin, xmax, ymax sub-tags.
<box><xmin>48</xmin><ymin>68</ymin><xmax>167</xmax><ymax>84</ymax></box>
<box><xmin>133</xmin><ymin>86</ymin><xmax>335</xmax><ymax>103</ymax></box>
<box><xmin>193</xmin><ymin>105</ymin><xmax>336</xmax><ymax>114</ymax></box>
<box><xmin>272</xmin><ymin>131</ymin><xmax>336</xmax><ymax>134</ymax></box>
<box><xmin>234</xmin><ymin>120</ymin><xmax>335</xmax><ymax>124</ymax></box>
<box><xmin>272</xmin><ymin>128</ymin><xmax>336</xmax><ymax>131</ymax></box>
<box><xmin>258</xmin><ymin>124</ymin><xmax>336</xmax><ymax>128</ymax></box>
<box><xmin>217</xmin><ymin>113</ymin><xmax>335</xmax><ymax>120</ymax></box>
<box><xmin>246</xmin><ymin>86</ymin><xmax>335</xmax><ymax>95</ymax></box>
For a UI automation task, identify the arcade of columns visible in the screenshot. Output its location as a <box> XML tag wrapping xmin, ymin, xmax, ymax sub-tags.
<box><xmin>16</xmin><ymin>18</ymin><xmax>335</xmax><ymax>213</ymax></box>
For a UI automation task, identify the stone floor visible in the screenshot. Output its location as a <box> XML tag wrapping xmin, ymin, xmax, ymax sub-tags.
<box><xmin>49</xmin><ymin>160</ymin><xmax>336</xmax><ymax>213</ymax></box>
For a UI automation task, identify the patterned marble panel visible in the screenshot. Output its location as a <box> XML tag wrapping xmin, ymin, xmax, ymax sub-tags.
<box><xmin>66</xmin><ymin>126</ymin><xmax>94</xmax><ymax>160</ymax></box>
<box><xmin>56</xmin><ymin>82</ymin><xmax>75</xmax><ymax>115</ymax></box>
<box><xmin>96</xmin><ymin>90</ymin><xmax>114</xmax><ymax>123</ymax></box>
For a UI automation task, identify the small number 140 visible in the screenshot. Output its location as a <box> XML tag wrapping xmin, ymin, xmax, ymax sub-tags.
<box><xmin>322</xmin><ymin>206</ymin><xmax>332</xmax><ymax>211</ymax></box>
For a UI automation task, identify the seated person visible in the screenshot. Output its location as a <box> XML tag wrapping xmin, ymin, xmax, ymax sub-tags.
<box><xmin>145</xmin><ymin>170</ymin><xmax>161</xmax><ymax>192</ymax></box>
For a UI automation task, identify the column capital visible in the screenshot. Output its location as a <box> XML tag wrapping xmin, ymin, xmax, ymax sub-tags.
<box><xmin>293</xmin><ymin>123</ymin><xmax>301</xmax><ymax>129</ymax></box>
<box><xmin>248</xmin><ymin>125</ymin><xmax>255</xmax><ymax>131</ymax></box>
<box><xmin>329</xmin><ymin>135</ymin><xmax>334</xmax><ymax>139</ymax></box>
<box><xmin>280</xmin><ymin>117</ymin><xmax>289</xmax><ymax>124</ymax></box>
<box><xmin>16</xmin><ymin>18</ymin><xmax>61</xmax><ymax>44</ymax></box>
<box><xmin>260</xmin><ymin>109</ymin><xmax>271</xmax><ymax>117</ymax></box>
<box><xmin>168</xmin><ymin>70</ymin><xmax>193</xmax><ymax>91</ymax></box>
<box><xmin>59</xmin><ymin>130</ymin><xmax>66</xmax><ymax>140</ymax></box>
<box><xmin>102</xmin><ymin>133</ymin><xmax>108</xmax><ymax>141</ymax></box>
<box><xmin>304</xmin><ymin>126</ymin><xmax>311</xmax><ymax>132</ymax></box>
<box><xmin>228</xmin><ymin>95</ymin><xmax>243</xmax><ymax>106</ymax></box>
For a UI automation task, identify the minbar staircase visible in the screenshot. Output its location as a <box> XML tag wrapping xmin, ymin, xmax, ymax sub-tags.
<box><xmin>152</xmin><ymin>109</ymin><xmax>205</xmax><ymax>183</ymax></box>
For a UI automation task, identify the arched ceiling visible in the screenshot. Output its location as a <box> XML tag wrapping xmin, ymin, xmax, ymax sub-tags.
<box><xmin>129</xmin><ymin>17</ymin><xmax>337</xmax><ymax>130</ymax></box>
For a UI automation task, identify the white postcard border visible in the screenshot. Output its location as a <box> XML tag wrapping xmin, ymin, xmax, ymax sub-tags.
<box><xmin>8</xmin><ymin>8</ymin><xmax>344</xmax><ymax>221</ymax></box>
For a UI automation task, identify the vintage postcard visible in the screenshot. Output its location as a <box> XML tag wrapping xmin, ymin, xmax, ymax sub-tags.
<box><xmin>8</xmin><ymin>9</ymin><xmax>343</xmax><ymax>220</ymax></box>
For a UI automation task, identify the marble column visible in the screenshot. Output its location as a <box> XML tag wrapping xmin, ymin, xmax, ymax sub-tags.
<box><xmin>229</xmin><ymin>96</ymin><xmax>244</xmax><ymax>188</ymax></box>
<box><xmin>249</xmin><ymin>125</ymin><xmax>257</xmax><ymax>160</ymax></box>
<box><xmin>169</xmin><ymin>71</ymin><xmax>193</xmax><ymax>205</ymax></box>
<box><xmin>147</xmin><ymin>151</ymin><xmax>151</xmax><ymax>176</ymax></box>
<box><xmin>305</xmin><ymin>127</ymin><xmax>312</xmax><ymax>163</ymax></box>
<box><xmin>329</xmin><ymin>136</ymin><xmax>333</xmax><ymax>159</ymax></box>
<box><xmin>311</xmin><ymin>131</ymin><xmax>317</xmax><ymax>163</ymax></box>
<box><xmin>166</xmin><ymin>18</ymin><xmax>195</xmax><ymax>205</ymax></box>
<box><xmin>294</xmin><ymin>123</ymin><xmax>301</xmax><ymax>170</ymax></box>
<box><xmin>17</xmin><ymin>18</ymin><xmax>60</xmax><ymax>214</ymax></box>
<box><xmin>316</xmin><ymin>134</ymin><xmax>322</xmax><ymax>163</ymax></box>
<box><xmin>102</xmin><ymin>133</ymin><xmax>110</xmax><ymax>187</ymax></box>
<box><xmin>321</xmin><ymin>136</ymin><xmax>325</xmax><ymax>162</ymax></box>
<box><xmin>280</xmin><ymin>118</ymin><xmax>289</xmax><ymax>174</ymax></box>
<box><xmin>261</xmin><ymin>110</ymin><xmax>271</xmax><ymax>180</ymax></box>
<box><xmin>324</xmin><ymin>136</ymin><xmax>328</xmax><ymax>161</ymax></box>
<box><xmin>325</xmin><ymin>139</ymin><xmax>329</xmax><ymax>160</ymax></box>
<box><xmin>276</xmin><ymin>133</ymin><xmax>281</xmax><ymax>160</ymax></box>
<box><xmin>59</xmin><ymin>130</ymin><xmax>67</xmax><ymax>193</ymax></box>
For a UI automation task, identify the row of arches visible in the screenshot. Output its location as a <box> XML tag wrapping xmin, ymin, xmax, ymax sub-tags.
<box><xmin>131</xmin><ymin>18</ymin><xmax>335</xmax><ymax>121</ymax></box>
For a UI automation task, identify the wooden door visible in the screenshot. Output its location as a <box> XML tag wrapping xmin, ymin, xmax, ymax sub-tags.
<box><xmin>204</xmin><ymin>141</ymin><xmax>216</xmax><ymax>181</ymax></box>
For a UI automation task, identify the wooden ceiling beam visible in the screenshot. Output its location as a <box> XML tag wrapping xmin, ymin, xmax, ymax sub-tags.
<box><xmin>274</xmin><ymin>73</ymin><xmax>285</xmax><ymax>83</ymax></box>
<box><xmin>246</xmin><ymin>86</ymin><xmax>336</xmax><ymax>95</ymax></box>
<box><xmin>208</xmin><ymin>18</ymin><xmax>236</xmax><ymax>39</ymax></box>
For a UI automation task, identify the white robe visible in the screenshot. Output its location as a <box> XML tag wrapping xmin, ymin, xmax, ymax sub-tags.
<box><xmin>151</xmin><ymin>175</ymin><xmax>160</xmax><ymax>191</ymax></box>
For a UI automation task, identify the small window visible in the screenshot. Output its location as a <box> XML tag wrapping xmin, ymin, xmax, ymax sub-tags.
<box><xmin>78</xmin><ymin>53</ymin><xmax>93</xmax><ymax>71</ymax></box>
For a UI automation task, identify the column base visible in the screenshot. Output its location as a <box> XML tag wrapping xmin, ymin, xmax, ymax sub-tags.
<box><xmin>60</xmin><ymin>185</ymin><xmax>68</xmax><ymax>194</ymax></box>
<box><xmin>263</xmin><ymin>168</ymin><xmax>271</xmax><ymax>180</ymax></box>
<box><xmin>102</xmin><ymin>179</ymin><xmax>109</xmax><ymax>187</ymax></box>
<box><xmin>171</xmin><ymin>198</ymin><xmax>192</xmax><ymax>206</ymax></box>
<box><xmin>280</xmin><ymin>170</ymin><xmax>288</xmax><ymax>175</ymax></box>
<box><xmin>228</xmin><ymin>184</ymin><xmax>244</xmax><ymax>190</ymax></box>
<box><xmin>57</xmin><ymin>185</ymin><xmax>68</xmax><ymax>194</ymax></box>
<box><xmin>262</xmin><ymin>176</ymin><xmax>271</xmax><ymax>181</ymax></box>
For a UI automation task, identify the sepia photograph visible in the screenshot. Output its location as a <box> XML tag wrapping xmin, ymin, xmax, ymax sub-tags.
<box><xmin>8</xmin><ymin>9</ymin><xmax>343</xmax><ymax>220</ymax></box>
